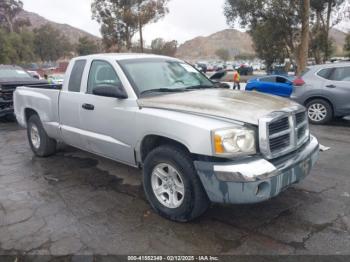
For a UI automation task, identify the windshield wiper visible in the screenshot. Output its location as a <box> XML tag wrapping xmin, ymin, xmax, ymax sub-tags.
<box><xmin>140</xmin><ymin>88</ymin><xmax>185</xmax><ymax>96</ymax></box>
<box><xmin>184</xmin><ymin>85</ymin><xmax>214</xmax><ymax>90</ymax></box>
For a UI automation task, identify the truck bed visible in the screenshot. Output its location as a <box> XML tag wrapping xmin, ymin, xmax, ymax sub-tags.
<box><xmin>14</xmin><ymin>86</ymin><xmax>61</xmax><ymax>139</ymax></box>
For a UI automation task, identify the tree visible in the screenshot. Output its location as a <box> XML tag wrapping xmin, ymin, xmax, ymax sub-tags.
<box><xmin>132</xmin><ymin>0</ymin><xmax>169</xmax><ymax>52</ymax></box>
<box><xmin>92</xmin><ymin>0</ymin><xmax>170</xmax><ymax>52</ymax></box>
<box><xmin>92</xmin><ymin>0</ymin><xmax>138</xmax><ymax>51</ymax></box>
<box><xmin>0</xmin><ymin>29</ymin><xmax>14</xmax><ymax>64</ymax></box>
<box><xmin>0</xmin><ymin>0</ymin><xmax>23</xmax><ymax>32</ymax></box>
<box><xmin>250</xmin><ymin>21</ymin><xmax>289</xmax><ymax>71</ymax></box>
<box><xmin>344</xmin><ymin>33</ymin><xmax>350</xmax><ymax>58</ymax></box>
<box><xmin>224</xmin><ymin>0</ymin><xmax>311</xmax><ymax>75</ymax></box>
<box><xmin>310</xmin><ymin>0</ymin><xmax>345</xmax><ymax>62</ymax></box>
<box><xmin>298</xmin><ymin>0</ymin><xmax>310</xmax><ymax>74</ymax></box>
<box><xmin>0</xmin><ymin>28</ymin><xmax>35</xmax><ymax>64</ymax></box>
<box><xmin>215</xmin><ymin>48</ymin><xmax>230</xmax><ymax>62</ymax></box>
<box><xmin>34</xmin><ymin>24</ymin><xmax>73</xmax><ymax>61</ymax></box>
<box><xmin>77</xmin><ymin>36</ymin><xmax>99</xmax><ymax>55</ymax></box>
<box><xmin>151</xmin><ymin>37</ymin><xmax>165</xmax><ymax>54</ymax></box>
<box><xmin>162</xmin><ymin>40</ymin><xmax>177</xmax><ymax>57</ymax></box>
<box><xmin>151</xmin><ymin>37</ymin><xmax>177</xmax><ymax>56</ymax></box>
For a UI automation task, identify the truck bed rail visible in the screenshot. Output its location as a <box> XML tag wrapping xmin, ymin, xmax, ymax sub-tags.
<box><xmin>23</xmin><ymin>84</ymin><xmax>62</xmax><ymax>90</ymax></box>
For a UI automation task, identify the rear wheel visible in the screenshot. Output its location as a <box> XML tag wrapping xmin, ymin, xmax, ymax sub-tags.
<box><xmin>27</xmin><ymin>114</ymin><xmax>57</xmax><ymax>157</ymax></box>
<box><xmin>306</xmin><ymin>99</ymin><xmax>333</xmax><ymax>125</ymax></box>
<box><xmin>143</xmin><ymin>145</ymin><xmax>210</xmax><ymax>222</ymax></box>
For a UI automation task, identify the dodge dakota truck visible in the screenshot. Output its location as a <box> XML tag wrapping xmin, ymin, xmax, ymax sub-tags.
<box><xmin>14</xmin><ymin>54</ymin><xmax>319</xmax><ymax>222</ymax></box>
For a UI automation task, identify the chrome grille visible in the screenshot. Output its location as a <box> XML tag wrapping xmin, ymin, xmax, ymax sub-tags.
<box><xmin>270</xmin><ymin>134</ymin><xmax>290</xmax><ymax>152</ymax></box>
<box><xmin>269</xmin><ymin>117</ymin><xmax>289</xmax><ymax>135</ymax></box>
<box><xmin>259</xmin><ymin>106</ymin><xmax>310</xmax><ymax>159</ymax></box>
<box><xmin>296</xmin><ymin>112</ymin><xmax>306</xmax><ymax>125</ymax></box>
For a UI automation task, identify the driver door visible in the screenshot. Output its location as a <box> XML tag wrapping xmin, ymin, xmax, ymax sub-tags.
<box><xmin>78</xmin><ymin>60</ymin><xmax>136</xmax><ymax>165</ymax></box>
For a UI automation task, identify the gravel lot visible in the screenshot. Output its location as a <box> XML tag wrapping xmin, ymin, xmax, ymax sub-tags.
<box><xmin>0</xmin><ymin>117</ymin><xmax>349</xmax><ymax>256</ymax></box>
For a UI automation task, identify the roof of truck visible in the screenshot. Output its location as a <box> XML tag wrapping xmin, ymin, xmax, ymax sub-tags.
<box><xmin>75</xmin><ymin>53</ymin><xmax>181</xmax><ymax>61</ymax></box>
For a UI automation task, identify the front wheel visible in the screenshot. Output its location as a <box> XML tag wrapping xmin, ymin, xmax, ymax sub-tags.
<box><xmin>306</xmin><ymin>99</ymin><xmax>333</xmax><ymax>125</ymax></box>
<box><xmin>27</xmin><ymin>114</ymin><xmax>57</xmax><ymax>157</ymax></box>
<box><xmin>143</xmin><ymin>145</ymin><xmax>210</xmax><ymax>222</ymax></box>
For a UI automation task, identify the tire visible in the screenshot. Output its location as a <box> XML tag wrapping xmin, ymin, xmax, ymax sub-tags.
<box><xmin>143</xmin><ymin>145</ymin><xmax>210</xmax><ymax>222</ymax></box>
<box><xmin>27</xmin><ymin>114</ymin><xmax>57</xmax><ymax>157</ymax></box>
<box><xmin>306</xmin><ymin>99</ymin><xmax>333</xmax><ymax>125</ymax></box>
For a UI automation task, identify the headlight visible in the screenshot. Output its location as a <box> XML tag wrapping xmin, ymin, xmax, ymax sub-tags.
<box><xmin>212</xmin><ymin>127</ymin><xmax>256</xmax><ymax>156</ymax></box>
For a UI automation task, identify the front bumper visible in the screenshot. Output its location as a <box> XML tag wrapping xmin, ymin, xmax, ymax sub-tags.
<box><xmin>0</xmin><ymin>102</ymin><xmax>14</xmax><ymax>118</ymax></box>
<box><xmin>194</xmin><ymin>135</ymin><xmax>319</xmax><ymax>204</ymax></box>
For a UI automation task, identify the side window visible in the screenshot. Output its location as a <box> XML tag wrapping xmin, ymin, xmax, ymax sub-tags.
<box><xmin>317</xmin><ymin>68</ymin><xmax>333</xmax><ymax>80</ymax></box>
<box><xmin>276</xmin><ymin>77</ymin><xmax>287</xmax><ymax>84</ymax></box>
<box><xmin>68</xmin><ymin>60</ymin><xmax>86</xmax><ymax>92</ymax></box>
<box><xmin>87</xmin><ymin>60</ymin><xmax>122</xmax><ymax>94</ymax></box>
<box><xmin>260</xmin><ymin>77</ymin><xmax>276</xmax><ymax>83</ymax></box>
<box><xmin>329</xmin><ymin>67</ymin><xmax>350</xmax><ymax>82</ymax></box>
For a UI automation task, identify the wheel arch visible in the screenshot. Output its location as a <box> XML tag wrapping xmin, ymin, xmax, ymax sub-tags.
<box><xmin>24</xmin><ymin>108</ymin><xmax>39</xmax><ymax>124</ymax></box>
<box><xmin>304</xmin><ymin>96</ymin><xmax>335</xmax><ymax>115</ymax></box>
<box><xmin>138</xmin><ymin>135</ymin><xmax>191</xmax><ymax>165</ymax></box>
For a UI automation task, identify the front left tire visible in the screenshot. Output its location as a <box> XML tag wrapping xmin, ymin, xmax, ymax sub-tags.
<box><xmin>143</xmin><ymin>145</ymin><xmax>210</xmax><ymax>222</ymax></box>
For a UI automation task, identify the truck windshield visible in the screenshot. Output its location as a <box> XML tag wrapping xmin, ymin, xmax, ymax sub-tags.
<box><xmin>119</xmin><ymin>59</ymin><xmax>214</xmax><ymax>96</ymax></box>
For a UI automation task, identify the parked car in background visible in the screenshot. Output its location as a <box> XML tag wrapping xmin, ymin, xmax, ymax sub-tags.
<box><xmin>49</xmin><ymin>74</ymin><xmax>65</xmax><ymax>84</ymax></box>
<box><xmin>27</xmin><ymin>70</ymin><xmax>41</xmax><ymax>79</ymax></box>
<box><xmin>0</xmin><ymin>65</ymin><xmax>47</xmax><ymax>119</ymax></box>
<box><xmin>291</xmin><ymin>63</ymin><xmax>350</xmax><ymax>124</ymax></box>
<box><xmin>246</xmin><ymin>75</ymin><xmax>295</xmax><ymax>98</ymax></box>
<box><xmin>207</xmin><ymin>64</ymin><xmax>215</xmax><ymax>72</ymax></box>
<box><xmin>238</xmin><ymin>65</ymin><xmax>253</xmax><ymax>76</ymax></box>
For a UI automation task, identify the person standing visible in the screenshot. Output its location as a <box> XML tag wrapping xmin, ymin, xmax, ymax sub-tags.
<box><xmin>233</xmin><ymin>69</ymin><xmax>241</xmax><ymax>90</ymax></box>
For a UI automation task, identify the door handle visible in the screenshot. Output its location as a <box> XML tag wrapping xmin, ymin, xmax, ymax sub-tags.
<box><xmin>326</xmin><ymin>84</ymin><xmax>336</xmax><ymax>88</ymax></box>
<box><xmin>82</xmin><ymin>103</ymin><xmax>95</xmax><ymax>110</ymax></box>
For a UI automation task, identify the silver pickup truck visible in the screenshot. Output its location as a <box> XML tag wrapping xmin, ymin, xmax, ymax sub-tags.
<box><xmin>14</xmin><ymin>54</ymin><xmax>319</xmax><ymax>222</ymax></box>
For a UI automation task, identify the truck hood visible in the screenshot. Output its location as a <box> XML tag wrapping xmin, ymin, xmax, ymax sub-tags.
<box><xmin>137</xmin><ymin>89</ymin><xmax>299</xmax><ymax>125</ymax></box>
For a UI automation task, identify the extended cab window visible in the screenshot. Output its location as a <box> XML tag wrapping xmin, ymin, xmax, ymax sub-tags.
<box><xmin>68</xmin><ymin>60</ymin><xmax>86</xmax><ymax>92</ymax></box>
<box><xmin>87</xmin><ymin>60</ymin><xmax>122</xmax><ymax>94</ymax></box>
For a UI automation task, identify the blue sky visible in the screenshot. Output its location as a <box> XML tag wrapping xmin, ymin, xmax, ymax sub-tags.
<box><xmin>22</xmin><ymin>0</ymin><xmax>230</xmax><ymax>44</ymax></box>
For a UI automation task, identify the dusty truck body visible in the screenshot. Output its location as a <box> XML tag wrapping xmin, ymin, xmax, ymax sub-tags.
<box><xmin>14</xmin><ymin>54</ymin><xmax>319</xmax><ymax>222</ymax></box>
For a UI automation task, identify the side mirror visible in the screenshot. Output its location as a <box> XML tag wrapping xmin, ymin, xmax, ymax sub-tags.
<box><xmin>210</xmin><ymin>70</ymin><xmax>227</xmax><ymax>81</ymax></box>
<box><xmin>93</xmin><ymin>83</ymin><xmax>128</xmax><ymax>99</ymax></box>
<box><xmin>214</xmin><ymin>82</ymin><xmax>230</xmax><ymax>89</ymax></box>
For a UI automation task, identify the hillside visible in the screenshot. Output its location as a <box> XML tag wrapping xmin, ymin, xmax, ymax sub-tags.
<box><xmin>177</xmin><ymin>28</ymin><xmax>348</xmax><ymax>60</ymax></box>
<box><xmin>176</xmin><ymin>29</ymin><xmax>255</xmax><ymax>60</ymax></box>
<box><xmin>17</xmin><ymin>10</ymin><xmax>100</xmax><ymax>44</ymax></box>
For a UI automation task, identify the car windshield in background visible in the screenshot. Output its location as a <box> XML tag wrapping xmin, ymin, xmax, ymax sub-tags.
<box><xmin>0</xmin><ymin>68</ymin><xmax>31</xmax><ymax>79</ymax></box>
<box><xmin>119</xmin><ymin>59</ymin><xmax>214</xmax><ymax>96</ymax></box>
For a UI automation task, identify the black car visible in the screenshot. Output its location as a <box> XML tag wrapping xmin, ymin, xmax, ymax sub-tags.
<box><xmin>0</xmin><ymin>65</ymin><xmax>48</xmax><ymax>119</ymax></box>
<box><xmin>238</xmin><ymin>65</ymin><xmax>253</xmax><ymax>76</ymax></box>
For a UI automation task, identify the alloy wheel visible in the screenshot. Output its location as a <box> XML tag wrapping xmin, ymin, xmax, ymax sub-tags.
<box><xmin>151</xmin><ymin>163</ymin><xmax>185</xmax><ymax>209</ymax></box>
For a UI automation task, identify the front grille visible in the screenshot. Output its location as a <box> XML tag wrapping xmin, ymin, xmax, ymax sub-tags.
<box><xmin>269</xmin><ymin>117</ymin><xmax>289</xmax><ymax>135</ymax></box>
<box><xmin>0</xmin><ymin>92</ymin><xmax>13</xmax><ymax>101</ymax></box>
<box><xmin>270</xmin><ymin>134</ymin><xmax>290</xmax><ymax>152</ymax></box>
<box><xmin>296</xmin><ymin>112</ymin><xmax>306</xmax><ymax>125</ymax></box>
<box><xmin>298</xmin><ymin>125</ymin><xmax>307</xmax><ymax>139</ymax></box>
<box><xmin>259</xmin><ymin>107</ymin><xmax>310</xmax><ymax>159</ymax></box>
